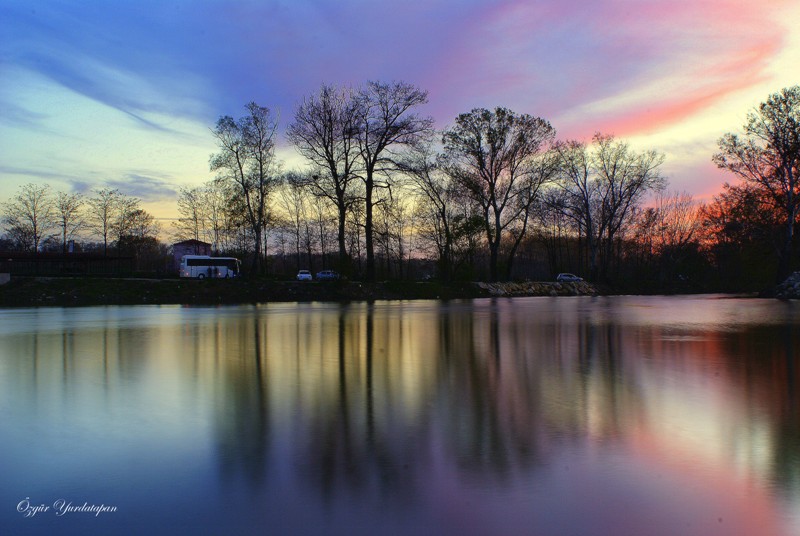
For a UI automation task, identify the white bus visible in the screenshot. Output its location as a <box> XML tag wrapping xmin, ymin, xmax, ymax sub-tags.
<box><xmin>179</xmin><ymin>255</ymin><xmax>241</xmax><ymax>279</ymax></box>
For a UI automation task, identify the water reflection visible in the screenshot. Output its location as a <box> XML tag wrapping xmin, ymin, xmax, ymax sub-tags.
<box><xmin>1</xmin><ymin>297</ymin><xmax>799</xmax><ymax>535</ymax></box>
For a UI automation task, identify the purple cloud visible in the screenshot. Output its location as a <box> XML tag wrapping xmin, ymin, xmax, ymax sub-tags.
<box><xmin>2</xmin><ymin>0</ymin><xmax>786</xmax><ymax>127</ymax></box>
<box><xmin>0</xmin><ymin>0</ymin><xmax>794</xmax><ymax>201</ymax></box>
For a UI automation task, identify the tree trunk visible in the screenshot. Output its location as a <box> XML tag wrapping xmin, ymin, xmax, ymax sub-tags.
<box><xmin>777</xmin><ymin>217</ymin><xmax>794</xmax><ymax>282</ymax></box>
<box><xmin>489</xmin><ymin>241</ymin><xmax>499</xmax><ymax>282</ymax></box>
<box><xmin>252</xmin><ymin>228</ymin><xmax>262</xmax><ymax>275</ymax></box>
<box><xmin>337</xmin><ymin>203</ymin><xmax>348</xmax><ymax>270</ymax></box>
<box><xmin>365</xmin><ymin>175</ymin><xmax>375</xmax><ymax>281</ymax></box>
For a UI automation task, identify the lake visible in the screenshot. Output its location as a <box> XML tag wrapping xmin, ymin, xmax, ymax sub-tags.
<box><xmin>1</xmin><ymin>296</ymin><xmax>799</xmax><ymax>535</ymax></box>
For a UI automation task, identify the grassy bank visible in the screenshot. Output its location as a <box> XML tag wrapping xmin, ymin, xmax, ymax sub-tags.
<box><xmin>0</xmin><ymin>277</ymin><xmax>604</xmax><ymax>307</ymax></box>
<box><xmin>0</xmin><ymin>277</ymin><xmax>482</xmax><ymax>307</ymax></box>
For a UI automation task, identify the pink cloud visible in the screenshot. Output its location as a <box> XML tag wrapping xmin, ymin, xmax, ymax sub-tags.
<box><xmin>662</xmin><ymin>160</ymin><xmax>734</xmax><ymax>202</ymax></box>
<box><xmin>3</xmin><ymin>0</ymin><xmax>795</xmax><ymax>205</ymax></box>
<box><xmin>584</xmin><ymin>79</ymin><xmax>761</xmax><ymax>139</ymax></box>
<box><xmin>539</xmin><ymin>0</ymin><xmax>787</xmax><ymax>139</ymax></box>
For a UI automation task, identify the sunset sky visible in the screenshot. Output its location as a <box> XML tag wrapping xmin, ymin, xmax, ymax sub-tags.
<box><xmin>1</xmin><ymin>0</ymin><xmax>799</xmax><ymax>222</ymax></box>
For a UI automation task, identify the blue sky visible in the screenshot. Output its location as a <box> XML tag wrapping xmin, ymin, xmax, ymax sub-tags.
<box><xmin>1</xmin><ymin>0</ymin><xmax>798</xmax><ymax>219</ymax></box>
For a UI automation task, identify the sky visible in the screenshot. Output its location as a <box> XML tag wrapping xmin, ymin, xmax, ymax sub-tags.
<box><xmin>1</xmin><ymin>0</ymin><xmax>799</xmax><ymax>225</ymax></box>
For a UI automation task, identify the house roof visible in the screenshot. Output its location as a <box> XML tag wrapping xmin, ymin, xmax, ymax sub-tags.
<box><xmin>172</xmin><ymin>239</ymin><xmax>211</xmax><ymax>247</ymax></box>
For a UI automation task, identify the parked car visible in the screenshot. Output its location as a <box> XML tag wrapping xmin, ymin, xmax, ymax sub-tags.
<box><xmin>556</xmin><ymin>273</ymin><xmax>583</xmax><ymax>282</ymax></box>
<box><xmin>296</xmin><ymin>270</ymin><xmax>312</xmax><ymax>281</ymax></box>
<box><xmin>315</xmin><ymin>270</ymin><xmax>340</xmax><ymax>281</ymax></box>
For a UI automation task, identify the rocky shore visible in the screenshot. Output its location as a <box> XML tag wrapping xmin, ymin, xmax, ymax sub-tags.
<box><xmin>477</xmin><ymin>280</ymin><xmax>601</xmax><ymax>297</ymax></box>
<box><xmin>0</xmin><ymin>276</ymin><xmax>603</xmax><ymax>307</ymax></box>
<box><xmin>773</xmin><ymin>272</ymin><xmax>800</xmax><ymax>299</ymax></box>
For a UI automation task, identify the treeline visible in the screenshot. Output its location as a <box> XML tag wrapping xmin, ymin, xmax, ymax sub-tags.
<box><xmin>190</xmin><ymin>82</ymin><xmax>671</xmax><ymax>284</ymax></box>
<box><xmin>3</xmin><ymin>84</ymin><xmax>799</xmax><ymax>291</ymax></box>
<box><xmin>0</xmin><ymin>185</ymin><xmax>166</xmax><ymax>272</ymax></box>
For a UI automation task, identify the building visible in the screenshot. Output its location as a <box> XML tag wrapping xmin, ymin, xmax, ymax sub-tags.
<box><xmin>172</xmin><ymin>239</ymin><xmax>211</xmax><ymax>271</ymax></box>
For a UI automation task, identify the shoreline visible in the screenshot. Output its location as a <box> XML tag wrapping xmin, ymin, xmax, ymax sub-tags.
<box><xmin>3</xmin><ymin>275</ymin><xmax>785</xmax><ymax>308</ymax></box>
<box><xmin>0</xmin><ymin>276</ymin><xmax>604</xmax><ymax>308</ymax></box>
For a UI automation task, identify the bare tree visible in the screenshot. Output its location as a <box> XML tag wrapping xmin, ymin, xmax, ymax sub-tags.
<box><xmin>174</xmin><ymin>179</ymin><xmax>236</xmax><ymax>254</ymax></box>
<box><xmin>652</xmin><ymin>191</ymin><xmax>700</xmax><ymax>253</ymax></box>
<box><xmin>594</xmin><ymin>134</ymin><xmax>665</xmax><ymax>277</ymax></box>
<box><xmin>175</xmin><ymin>185</ymin><xmax>207</xmax><ymax>243</ymax></box>
<box><xmin>276</xmin><ymin>171</ymin><xmax>318</xmax><ymax>272</ymax></box>
<box><xmin>535</xmin><ymin>188</ymin><xmax>578</xmax><ymax>276</ymax></box>
<box><xmin>355</xmin><ymin>80</ymin><xmax>433</xmax><ymax>280</ymax></box>
<box><xmin>552</xmin><ymin>140</ymin><xmax>597</xmax><ymax>276</ymax></box>
<box><xmin>287</xmin><ymin>84</ymin><xmax>361</xmax><ymax>272</ymax></box>
<box><xmin>402</xmin><ymin>139</ymin><xmax>462</xmax><ymax>280</ymax></box>
<box><xmin>124</xmin><ymin>208</ymin><xmax>160</xmax><ymax>241</ymax></box>
<box><xmin>54</xmin><ymin>191</ymin><xmax>85</xmax><ymax>253</ymax></box>
<box><xmin>112</xmin><ymin>195</ymin><xmax>141</xmax><ymax>253</ymax></box>
<box><xmin>87</xmin><ymin>188</ymin><xmax>123</xmax><ymax>256</ymax></box>
<box><xmin>505</xmin><ymin>148</ymin><xmax>560</xmax><ymax>278</ymax></box>
<box><xmin>2</xmin><ymin>183</ymin><xmax>56</xmax><ymax>252</ymax></box>
<box><xmin>442</xmin><ymin>107</ymin><xmax>556</xmax><ymax>281</ymax></box>
<box><xmin>310</xmin><ymin>194</ymin><xmax>335</xmax><ymax>268</ymax></box>
<box><xmin>346</xmin><ymin>188</ymin><xmax>365</xmax><ymax>272</ymax></box>
<box><xmin>116</xmin><ymin>207</ymin><xmax>163</xmax><ymax>271</ymax></box>
<box><xmin>554</xmin><ymin>134</ymin><xmax>665</xmax><ymax>280</ymax></box>
<box><xmin>211</xmin><ymin>102</ymin><xmax>280</xmax><ymax>275</ymax></box>
<box><xmin>205</xmin><ymin>177</ymin><xmax>235</xmax><ymax>254</ymax></box>
<box><xmin>631</xmin><ymin>191</ymin><xmax>700</xmax><ymax>283</ymax></box>
<box><xmin>713</xmin><ymin>85</ymin><xmax>800</xmax><ymax>281</ymax></box>
<box><xmin>373</xmin><ymin>188</ymin><xmax>412</xmax><ymax>278</ymax></box>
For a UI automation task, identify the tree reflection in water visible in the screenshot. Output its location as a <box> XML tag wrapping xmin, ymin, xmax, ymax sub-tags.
<box><xmin>5</xmin><ymin>300</ymin><xmax>796</xmax><ymax>533</ymax></box>
<box><xmin>203</xmin><ymin>298</ymin><xmax>800</xmax><ymax>525</ymax></box>
<box><xmin>215</xmin><ymin>308</ymin><xmax>271</xmax><ymax>487</ymax></box>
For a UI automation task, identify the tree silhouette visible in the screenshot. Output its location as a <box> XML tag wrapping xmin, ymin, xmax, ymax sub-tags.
<box><xmin>442</xmin><ymin>107</ymin><xmax>556</xmax><ymax>281</ymax></box>
<box><xmin>714</xmin><ymin>86</ymin><xmax>800</xmax><ymax>281</ymax></box>
<box><xmin>211</xmin><ymin>102</ymin><xmax>279</xmax><ymax>275</ymax></box>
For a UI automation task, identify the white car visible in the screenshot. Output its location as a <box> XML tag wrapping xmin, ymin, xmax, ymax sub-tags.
<box><xmin>296</xmin><ymin>270</ymin><xmax>312</xmax><ymax>281</ymax></box>
<box><xmin>556</xmin><ymin>273</ymin><xmax>583</xmax><ymax>282</ymax></box>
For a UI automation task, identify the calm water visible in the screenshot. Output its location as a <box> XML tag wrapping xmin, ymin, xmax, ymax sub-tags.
<box><xmin>1</xmin><ymin>296</ymin><xmax>799</xmax><ymax>535</ymax></box>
